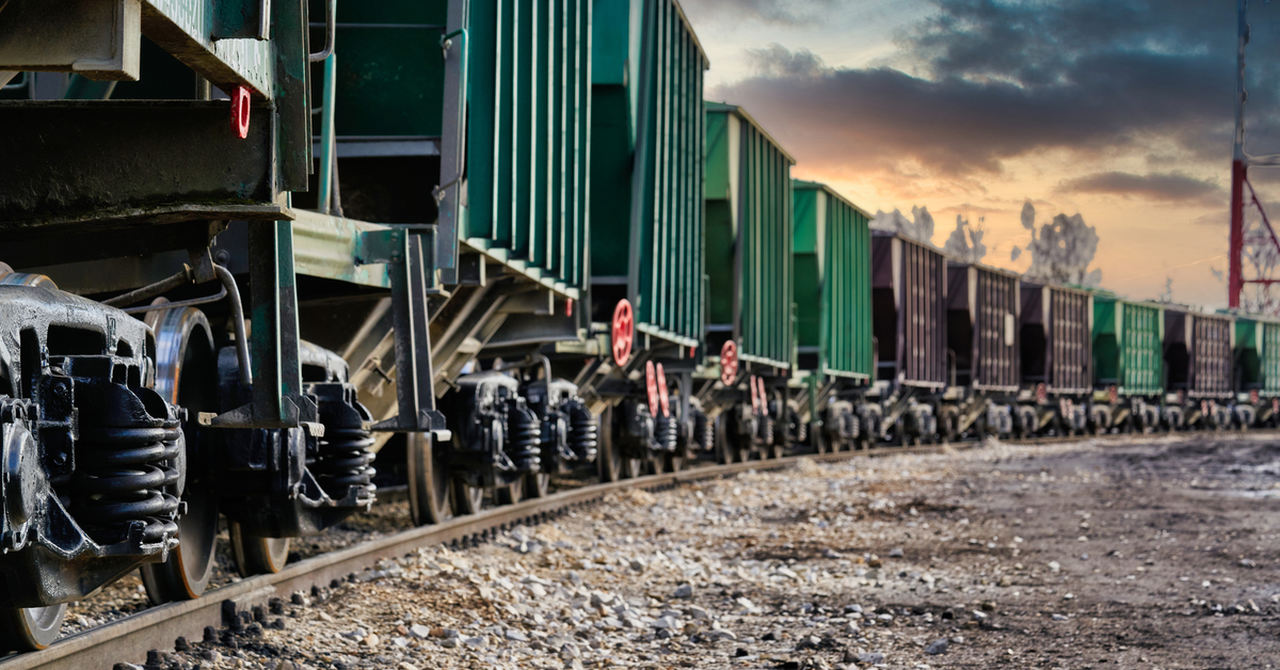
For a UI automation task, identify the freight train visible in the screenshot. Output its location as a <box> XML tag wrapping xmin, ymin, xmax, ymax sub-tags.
<box><xmin>0</xmin><ymin>0</ymin><xmax>1274</xmax><ymax>652</ymax></box>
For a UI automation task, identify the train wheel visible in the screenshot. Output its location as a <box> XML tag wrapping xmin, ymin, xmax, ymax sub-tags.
<box><xmin>406</xmin><ymin>432</ymin><xmax>454</xmax><ymax>525</ymax></box>
<box><xmin>812</xmin><ymin>427</ymin><xmax>829</xmax><ymax>454</ymax></box>
<box><xmin>525</xmin><ymin>473</ymin><xmax>552</xmax><ymax>499</ymax></box>
<box><xmin>623</xmin><ymin>453</ymin><xmax>648</xmax><ymax>479</ymax></box>
<box><xmin>454</xmin><ymin>482</ymin><xmax>486</xmax><ymax>516</ymax></box>
<box><xmin>141</xmin><ymin>308</ymin><xmax>219</xmax><ymax>603</ymax></box>
<box><xmin>767</xmin><ymin>441</ymin><xmax>785</xmax><ymax>459</ymax></box>
<box><xmin>495</xmin><ymin>477</ymin><xmax>524</xmax><ymax>505</ymax></box>
<box><xmin>229</xmin><ymin>523</ymin><xmax>291</xmax><ymax>576</ymax></box>
<box><xmin>0</xmin><ymin>605</ymin><xmax>66</xmax><ymax>651</ymax></box>
<box><xmin>598</xmin><ymin>406</ymin><xmax>625</xmax><ymax>482</ymax></box>
<box><xmin>714</xmin><ymin>419</ymin><xmax>736</xmax><ymax>464</ymax></box>
<box><xmin>664</xmin><ymin>451</ymin><xmax>685</xmax><ymax>473</ymax></box>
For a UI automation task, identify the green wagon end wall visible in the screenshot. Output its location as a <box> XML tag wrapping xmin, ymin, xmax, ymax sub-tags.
<box><xmin>1234</xmin><ymin>315</ymin><xmax>1280</xmax><ymax>397</ymax></box>
<box><xmin>704</xmin><ymin>103</ymin><xmax>795</xmax><ymax>371</ymax></box>
<box><xmin>1092</xmin><ymin>293</ymin><xmax>1164</xmax><ymax>396</ymax></box>
<box><xmin>791</xmin><ymin>181</ymin><xmax>873</xmax><ymax>382</ymax></box>
<box><xmin>589</xmin><ymin>0</ymin><xmax>708</xmax><ymax>347</ymax></box>
<box><xmin>333</xmin><ymin>0</ymin><xmax>593</xmax><ymax>295</ymax></box>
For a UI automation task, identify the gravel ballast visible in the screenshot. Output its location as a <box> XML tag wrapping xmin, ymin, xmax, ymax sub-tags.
<box><xmin>130</xmin><ymin>435</ymin><xmax>1280</xmax><ymax>669</ymax></box>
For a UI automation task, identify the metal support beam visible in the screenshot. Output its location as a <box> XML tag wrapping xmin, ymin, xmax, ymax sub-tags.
<box><xmin>0</xmin><ymin>0</ymin><xmax>142</xmax><ymax>79</ymax></box>
<box><xmin>372</xmin><ymin>233</ymin><xmax>445</xmax><ymax>432</ymax></box>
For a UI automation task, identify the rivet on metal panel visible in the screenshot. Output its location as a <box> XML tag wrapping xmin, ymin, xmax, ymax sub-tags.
<box><xmin>232</xmin><ymin>86</ymin><xmax>251</xmax><ymax>139</ymax></box>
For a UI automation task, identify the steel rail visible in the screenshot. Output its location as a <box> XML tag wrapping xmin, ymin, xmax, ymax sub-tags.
<box><xmin>0</xmin><ymin>433</ymin><xmax>1173</xmax><ymax>669</ymax></box>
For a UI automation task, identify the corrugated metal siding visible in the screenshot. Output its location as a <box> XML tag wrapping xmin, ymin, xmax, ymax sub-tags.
<box><xmin>791</xmin><ymin>181</ymin><xmax>873</xmax><ymax>381</ymax></box>
<box><xmin>1265</xmin><ymin>322</ymin><xmax>1280</xmax><ymax>396</ymax></box>
<box><xmin>873</xmin><ymin>234</ymin><xmax>946</xmax><ymax>387</ymax></box>
<box><xmin>705</xmin><ymin>104</ymin><xmax>794</xmax><ymax>370</ymax></box>
<box><xmin>590</xmin><ymin>0</ymin><xmax>705</xmax><ymax>345</ymax></box>
<box><xmin>465</xmin><ymin>0</ymin><xmax>592</xmax><ymax>291</ymax></box>
<box><xmin>1191</xmin><ymin>314</ymin><xmax>1233</xmax><ymax>397</ymax></box>
<box><xmin>1049</xmin><ymin>286</ymin><xmax>1092</xmax><ymax>392</ymax></box>
<box><xmin>948</xmin><ymin>265</ymin><xmax>1018</xmax><ymax>390</ymax></box>
<box><xmin>1020</xmin><ymin>282</ymin><xmax>1091</xmax><ymax>393</ymax></box>
<box><xmin>1121</xmin><ymin>301</ymin><xmax>1164</xmax><ymax>395</ymax></box>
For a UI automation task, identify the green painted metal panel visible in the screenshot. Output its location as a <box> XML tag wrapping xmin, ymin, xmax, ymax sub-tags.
<box><xmin>704</xmin><ymin>103</ymin><xmax>795</xmax><ymax>370</ymax></box>
<box><xmin>791</xmin><ymin>180</ymin><xmax>872</xmax><ymax>381</ymax></box>
<box><xmin>334</xmin><ymin>1</ymin><xmax>589</xmax><ymax>292</ymax></box>
<box><xmin>330</xmin><ymin>2</ymin><xmax>444</xmax><ymax>137</ymax></box>
<box><xmin>1092</xmin><ymin>293</ymin><xmax>1163</xmax><ymax>396</ymax></box>
<box><xmin>589</xmin><ymin>0</ymin><xmax>707</xmax><ymax>345</ymax></box>
<box><xmin>1234</xmin><ymin>315</ymin><xmax>1280</xmax><ymax>396</ymax></box>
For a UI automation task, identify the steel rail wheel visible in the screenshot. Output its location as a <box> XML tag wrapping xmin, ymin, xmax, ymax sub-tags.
<box><xmin>598</xmin><ymin>406</ymin><xmax>625</xmax><ymax>481</ymax></box>
<box><xmin>0</xmin><ymin>605</ymin><xmax>66</xmax><ymax>651</ymax></box>
<box><xmin>713</xmin><ymin>417</ymin><xmax>736</xmax><ymax>464</ymax></box>
<box><xmin>495</xmin><ymin>477</ymin><xmax>525</xmax><ymax>505</ymax></box>
<box><xmin>140</xmin><ymin>307</ymin><xmax>220</xmax><ymax>603</ymax></box>
<box><xmin>229</xmin><ymin>523</ymin><xmax>291</xmax><ymax>577</ymax></box>
<box><xmin>524</xmin><ymin>472</ymin><xmax>552</xmax><ymax>499</ymax></box>
<box><xmin>454</xmin><ymin>482</ymin><xmax>486</xmax><ymax>516</ymax></box>
<box><xmin>405</xmin><ymin>432</ymin><xmax>454</xmax><ymax>525</ymax></box>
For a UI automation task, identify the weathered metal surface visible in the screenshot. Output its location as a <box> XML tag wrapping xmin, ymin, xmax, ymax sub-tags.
<box><xmin>705</xmin><ymin>103</ymin><xmax>794</xmax><ymax>370</ymax></box>
<box><xmin>871</xmin><ymin>233</ymin><xmax>947</xmax><ymax>388</ymax></box>
<box><xmin>592</xmin><ymin>0</ymin><xmax>708</xmax><ymax>348</ymax></box>
<box><xmin>1020</xmin><ymin>281</ymin><xmax>1092</xmax><ymax>394</ymax></box>
<box><xmin>947</xmin><ymin>263</ymin><xmax>1019</xmax><ymax>391</ymax></box>
<box><xmin>1092</xmin><ymin>293</ymin><xmax>1163</xmax><ymax>396</ymax></box>
<box><xmin>141</xmin><ymin>0</ymin><xmax>276</xmax><ymax>95</ymax></box>
<box><xmin>290</xmin><ymin>210</ymin><xmax>392</xmax><ymax>289</ymax></box>
<box><xmin>790</xmin><ymin>180</ymin><xmax>872</xmax><ymax>382</ymax></box>
<box><xmin>0</xmin><ymin>101</ymin><xmax>280</xmax><ymax>232</ymax></box>
<box><xmin>0</xmin><ymin>0</ymin><xmax>142</xmax><ymax>80</ymax></box>
<box><xmin>1164</xmin><ymin>308</ymin><xmax>1234</xmax><ymax>399</ymax></box>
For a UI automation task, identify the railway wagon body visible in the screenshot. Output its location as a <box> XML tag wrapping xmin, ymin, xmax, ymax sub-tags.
<box><xmin>870</xmin><ymin>232</ymin><xmax>947</xmax><ymax>443</ymax></box>
<box><xmin>790</xmin><ymin>180</ymin><xmax>874</xmax><ymax>452</ymax></box>
<box><xmin>1233</xmin><ymin>314</ymin><xmax>1280</xmax><ymax>425</ymax></box>
<box><xmin>1018</xmin><ymin>281</ymin><xmax>1093</xmax><ymax>435</ymax></box>
<box><xmin>942</xmin><ymin>263</ymin><xmax>1020</xmax><ymax>438</ymax></box>
<box><xmin>1092</xmin><ymin>293</ymin><xmax>1166</xmax><ymax>431</ymax></box>
<box><xmin>1163</xmin><ymin>308</ymin><xmax>1235</xmax><ymax>428</ymax></box>
<box><xmin>582</xmin><ymin>0</ymin><xmax>710</xmax><ymax>481</ymax></box>
<box><xmin>702</xmin><ymin>103</ymin><xmax>797</xmax><ymax>461</ymax></box>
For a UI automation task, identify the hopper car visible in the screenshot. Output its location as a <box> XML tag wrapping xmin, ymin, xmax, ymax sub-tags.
<box><xmin>0</xmin><ymin>0</ymin><xmax>1276</xmax><ymax>654</ymax></box>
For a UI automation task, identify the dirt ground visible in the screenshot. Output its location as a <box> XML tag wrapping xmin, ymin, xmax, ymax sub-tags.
<box><xmin>856</xmin><ymin>434</ymin><xmax>1280</xmax><ymax>669</ymax></box>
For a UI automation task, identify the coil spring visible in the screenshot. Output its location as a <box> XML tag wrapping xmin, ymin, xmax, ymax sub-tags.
<box><xmin>792</xmin><ymin>413</ymin><xmax>808</xmax><ymax>444</ymax></box>
<box><xmin>566</xmin><ymin>401</ymin><xmax>598</xmax><ymax>462</ymax></box>
<box><xmin>507</xmin><ymin>402</ymin><xmax>542</xmax><ymax>473</ymax></box>
<box><xmin>759</xmin><ymin>415</ymin><xmax>775</xmax><ymax>446</ymax></box>
<box><xmin>655</xmin><ymin>414</ymin><xmax>678</xmax><ymax>452</ymax></box>
<box><xmin>697</xmin><ymin>411</ymin><xmax>714</xmax><ymax>451</ymax></box>
<box><xmin>315</xmin><ymin>426</ymin><xmax>376</xmax><ymax>494</ymax></box>
<box><xmin>76</xmin><ymin>422</ymin><xmax>182</xmax><ymax>545</ymax></box>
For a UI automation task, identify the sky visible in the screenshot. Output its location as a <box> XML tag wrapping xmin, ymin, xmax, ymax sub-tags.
<box><xmin>678</xmin><ymin>0</ymin><xmax>1280</xmax><ymax>308</ymax></box>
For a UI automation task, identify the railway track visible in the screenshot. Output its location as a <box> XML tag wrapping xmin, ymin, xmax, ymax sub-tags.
<box><xmin>0</xmin><ymin>443</ymin><xmax>961</xmax><ymax>670</ymax></box>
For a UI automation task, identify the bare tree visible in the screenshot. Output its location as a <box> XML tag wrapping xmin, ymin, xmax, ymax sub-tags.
<box><xmin>1011</xmin><ymin>201</ymin><xmax>1102</xmax><ymax>286</ymax></box>
<box><xmin>943</xmin><ymin>213</ymin><xmax>988</xmax><ymax>263</ymax></box>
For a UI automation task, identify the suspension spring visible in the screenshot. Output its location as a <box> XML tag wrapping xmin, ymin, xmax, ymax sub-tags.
<box><xmin>655</xmin><ymin>414</ymin><xmax>679</xmax><ymax>452</ymax></box>
<box><xmin>75</xmin><ymin>388</ymin><xmax>182</xmax><ymax>546</ymax></box>
<box><xmin>314</xmin><ymin>425</ymin><xmax>376</xmax><ymax>494</ymax></box>
<box><xmin>566</xmin><ymin>400</ymin><xmax>598</xmax><ymax>462</ymax></box>
<box><xmin>697</xmin><ymin>411</ymin><xmax>714</xmax><ymax>451</ymax></box>
<box><xmin>507</xmin><ymin>401</ymin><xmax>542</xmax><ymax>473</ymax></box>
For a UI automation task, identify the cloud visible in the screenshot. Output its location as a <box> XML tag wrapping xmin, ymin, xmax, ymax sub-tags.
<box><xmin>677</xmin><ymin>0</ymin><xmax>838</xmax><ymax>25</ymax></box>
<box><xmin>1057</xmin><ymin>171</ymin><xmax>1225</xmax><ymax>204</ymax></box>
<box><xmin>707</xmin><ymin>1</ymin><xmax>1279</xmax><ymax>178</ymax></box>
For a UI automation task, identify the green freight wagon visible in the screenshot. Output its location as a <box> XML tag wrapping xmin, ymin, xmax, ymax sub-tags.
<box><xmin>790</xmin><ymin>180</ymin><xmax>873</xmax><ymax>452</ymax></box>
<box><xmin>329</xmin><ymin>0</ymin><xmax>592</xmax><ymax>298</ymax></box>
<box><xmin>590</xmin><ymin>0</ymin><xmax>708</xmax><ymax>356</ymax></box>
<box><xmin>704</xmin><ymin>103</ymin><xmax>796</xmax><ymax>374</ymax></box>
<box><xmin>790</xmin><ymin>180</ymin><xmax>873</xmax><ymax>382</ymax></box>
<box><xmin>1234</xmin><ymin>314</ymin><xmax>1280</xmax><ymax>398</ymax></box>
<box><xmin>1092</xmin><ymin>292</ymin><xmax>1164</xmax><ymax>396</ymax></box>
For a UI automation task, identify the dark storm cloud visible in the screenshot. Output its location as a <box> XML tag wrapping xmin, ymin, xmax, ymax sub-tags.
<box><xmin>710</xmin><ymin>0</ymin><xmax>1279</xmax><ymax>180</ymax></box>
<box><xmin>677</xmin><ymin>0</ymin><xmax>837</xmax><ymax>25</ymax></box>
<box><xmin>1057</xmin><ymin>171</ymin><xmax>1225</xmax><ymax>204</ymax></box>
